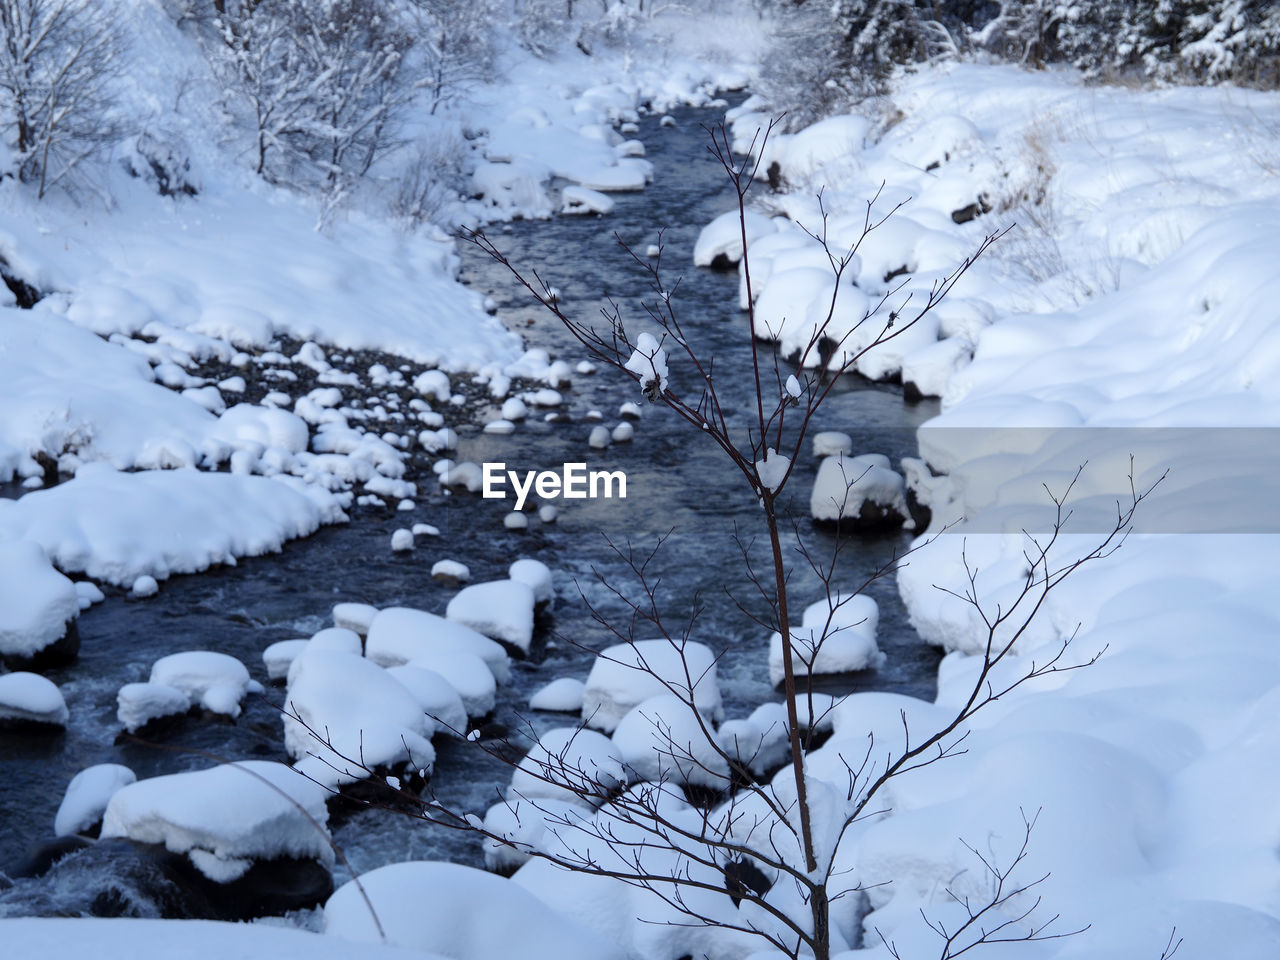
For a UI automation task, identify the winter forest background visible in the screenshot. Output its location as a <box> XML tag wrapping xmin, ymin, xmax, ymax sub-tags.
<box><xmin>2</xmin><ymin>2</ymin><xmax>1280</xmax><ymax>960</ymax></box>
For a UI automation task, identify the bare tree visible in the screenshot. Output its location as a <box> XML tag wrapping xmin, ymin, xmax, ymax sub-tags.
<box><xmin>289</xmin><ymin>122</ymin><xmax>1158</xmax><ymax>959</ymax></box>
<box><xmin>0</xmin><ymin>0</ymin><xmax>122</xmax><ymax>198</ymax></box>
<box><xmin>405</xmin><ymin>0</ymin><xmax>498</xmax><ymax>116</ymax></box>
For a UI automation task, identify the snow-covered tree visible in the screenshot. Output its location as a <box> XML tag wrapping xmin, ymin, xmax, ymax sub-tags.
<box><xmin>0</xmin><ymin>0</ymin><xmax>122</xmax><ymax>197</ymax></box>
<box><xmin>406</xmin><ymin>0</ymin><xmax>500</xmax><ymax>115</ymax></box>
<box><xmin>211</xmin><ymin>0</ymin><xmax>411</xmax><ymax>190</ymax></box>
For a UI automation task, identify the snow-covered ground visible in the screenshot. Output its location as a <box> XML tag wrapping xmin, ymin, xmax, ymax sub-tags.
<box><xmin>6</xmin><ymin>0</ymin><xmax>1280</xmax><ymax>957</ymax></box>
<box><xmin>714</xmin><ymin>61</ymin><xmax>1280</xmax><ymax>959</ymax></box>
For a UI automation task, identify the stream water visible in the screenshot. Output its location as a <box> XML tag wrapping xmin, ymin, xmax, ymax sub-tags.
<box><xmin>0</xmin><ymin>98</ymin><xmax>941</xmax><ymax>912</ymax></box>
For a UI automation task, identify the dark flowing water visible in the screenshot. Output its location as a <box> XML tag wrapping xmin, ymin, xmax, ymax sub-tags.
<box><xmin>0</xmin><ymin>98</ymin><xmax>941</xmax><ymax>908</ymax></box>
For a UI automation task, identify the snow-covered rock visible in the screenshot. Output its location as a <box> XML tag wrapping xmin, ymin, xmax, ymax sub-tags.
<box><xmin>117</xmin><ymin>682</ymin><xmax>191</xmax><ymax>733</ymax></box>
<box><xmin>809</xmin><ymin>453</ymin><xmax>908</xmax><ymax>528</ymax></box>
<box><xmin>391</xmin><ymin>529</ymin><xmax>414</xmax><ymax>552</ymax></box>
<box><xmin>582</xmin><ymin>639</ymin><xmax>723</xmax><ymax>734</ymax></box>
<box><xmin>55</xmin><ymin>764</ymin><xmax>137</xmax><ymax>837</ymax></box>
<box><xmin>510</xmin><ymin>727</ymin><xmax>626</xmax><ymax>805</ymax></box>
<box><xmin>446</xmin><ymin>580</ymin><xmax>536</xmax><ymax>654</ymax></box>
<box><xmin>325</xmin><ymin>861</ymin><xmax>625</xmax><ymax>960</ymax></box>
<box><xmin>610</xmin><ymin>421</ymin><xmax>633</xmax><ymax>443</ymax></box>
<box><xmin>332</xmin><ymin>602</ymin><xmax>378</xmax><ymax>635</ymax></box>
<box><xmin>431</xmin><ymin>559</ymin><xmax>471</xmax><ymax>583</ymax></box>
<box><xmin>588</xmin><ymin>426</ymin><xmax>610</xmax><ymax>449</ymax></box>
<box><xmin>0</xmin><ymin>539</ymin><xmax>79</xmax><ymax>666</ymax></box>
<box><xmin>149</xmin><ymin>650</ymin><xmax>253</xmax><ymax>719</ymax></box>
<box><xmin>0</xmin><ymin>671</ymin><xmax>69</xmax><ymax>728</ymax></box>
<box><xmin>812</xmin><ymin>431</ymin><xmax>852</xmax><ymax>459</ymax></box>
<box><xmin>307</xmin><ymin>626</ymin><xmax>362</xmax><ymax>656</ymax></box>
<box><xmin>562</xmin><ymin>185</ymin><xmax>616</xmax><ymax>215</ymax></box>
<box><xmin>283</xmin><ymin>650</ymin><xmax>435</xmax><ymax>787</ymax></box>
<box><xmin>483</xmin><ymin>797</ymin><xmax>592</xmax><ymax>873</ymax></box>
<box><xmin>509</xmin><ymin>558</ymin><xmax>553</xmax><ymax>606</ymax></box>
<box><xmin>131</xmin><ymin>575</ymin><xmax>159</xmax><ymax>598</ymax></box>
<box><xmin>503</xmin><ymin>511</ymin><xmax>529</xmax><ymax>530</ymax></box>
<box><xmin>365</xmin><ymin>606</ymin><xmax>510</xmax><ymax>684</ymax></box>
<box><xmin>529</xmin><ymin>677</ymin><xmax>585</xmax><ymax>712</ymax></box>
<box><xmin>101</xmin><ymin>761</ymin><xmax>333</xmax><ymax>881</ymax></box>
<box><xmin>768</xmin><ymin>593</ymin><xmax>884</xmax><ymax>686</ymax></box>
<box><xmin>405</xmin><ymin>649</ymin><xmax>496</xmax><ymax>718</ymax></box>
<box><xmin>693</xmin><ymin>210</ymin><xmax>777</xmax><ymax>268</ymax></box>
<box><xmin>613</xmin><ymin>694</ymin><xmax>727</xmax><ymax>789</ymax></box>
<box><xmin>385</xmin><ymin>665</ymin><xmax>468</xmax><ymax>737</ymax></box>
<box><xmin>263</xmin><ymin>639</ymin><xmax>310</xmax><ymax>683</ymax></box>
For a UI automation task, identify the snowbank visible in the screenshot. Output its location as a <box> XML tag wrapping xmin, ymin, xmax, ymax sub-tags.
<box><xmin>0</xmin><ymin>464</ymin><xmax>346</xmax><ymax>585</ymax></box>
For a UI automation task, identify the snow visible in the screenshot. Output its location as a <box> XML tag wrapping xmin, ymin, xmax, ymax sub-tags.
<box><xmin>0</xmin><ymin>671</ymin><xmax>69</xmax><ymax>727</ymax></box>
<box><xmin>306</xmin><ymin>627</ymin><xmax>362</xmax><ymax>656</ymax></box>
<box><xmin>809</xmin><ymin>453</ymin><xmax>908</xmax><ymax>525</ymax></box>
<box><xmin>562</xmin><ymin>185</ymin><xmax>616</xmax><ymax>215</ymax></box>
<box><xmin>405</xmin><ymin>649</ymin><xmax>496</xmax><ymax>718</ymax></box>
<box><xmin>446</xmin><ymin>580</ymin><xmax>537</xmax><ymax>654</ymax></box>
<box><xmin>0</xmin><ymin>539</ymin><xmax>79</xmax><ymax>659</ymax></box>
<box><xmin>0</xmin><ymin>919</ymin><xmax>443</xmax><ymax>960</ymax></box>
<box><xmin>365</xmin><ymin>606</ymin><xmax>510</xmax><ymax>683</ymax></box>
<box><xmin>431</xmin><ymin>559</ymin><xmax>471</xmax><ymax>581</ymax></box>
<box><xmin>812</xmin><ymin>431</ymin><xmax>852</xmax><ymax>458</ymax></box>
<box><xmin>149</xmin><ymin>650</ymin><xmax>253</xmax><ymax>719</ymax></box>
<box><xmin>588</xmin><ymin>425</ymin><xmax>611</xmax><ymax>449</ymax></box>
<box><xmin>324</xmin><ymin>860</ymin><xmax>626</xmax><ymax>960</ymax></box>
<box><xmin>529</xmin><ymin>677</ymin><xmax>586</xmax><ymax>712</ymax></box>
<box><xmin>130</xmin><ymin>575</ymin><xmax>159</xmax><ymax>598</ymax></box>
<box><xmin>483</xmin><ymin>797</ymin><xmax>592</xmax><ymax>873</ymax></box>
<box><xmin>754</xmin><ymin>448</ymin><xmax>790</xmax><ymax>492</ymax></box>
<box><xmin>611</xmin><ymin>421</ymin><xmax>634</xmax><ymax>442</ymax></box>
<box><xmin>101</xmin><ymin>760</ymin><xmax>332</xmax><ymax>881</ymax></box>
<box><xmin>116</xmin><ymin>682</ymin><xmax>191</xmax><ymax>733</ymax></box>
<box><xmin>509</xmin><ymin>558</ymin><xmax>554</xmax><ymax>605</ymax></box>
<box><xmin>332</xmin><ymin>601</ymin><xmax>378</xmax><ymax>635</ymax></box>
<box><xmin>767</xmin><ymin>593</ymin><xmax>884</xmax><ymax>686</ymax></box>
<box><xmin>0</xmin><ymin>463</ymin><xmax>346</xmax><ymax>585</ymax></box>
<box><xmin>390</xmin><ymin>528</ymin><xmax>414</xmax><ymax>552</ymax></box>
<box><xmin>623</xmin><ymin>332</ymin><xmax>669</xmax><ymax>398</ymax></box>
<box><xmin>693</xmin><ymin>210</ymin><xmax>777</xmax><ymax>267</ymax></box>
<box><xmin>613</xmin><ymin>693</ymin><xmax>728</xmax><ymax>789</ymax></box>
<box><xmin>503</xmin><ymin>511</ymin><xmax>529</xmax><ymax>530</ymax></box>
<box><xmin>385</xmin><ymin>665</ymin><xmax>469</xmax><ymax>737</ymax></box>
<box><xmin>263</xmin><ymin>639</ymin><xmax>310</xmax><ymax>682</ymax></box>
<box><xmin>509</xmin><ymin>726</ymin><xmax>626</xmax><ymax>804</ymax></box>
<box><xmin>582</xmin><ymin>638</ymin><xmax>723</xmax><ymax>734</ymax></box>
<box><xmin>283</xmin><ymin>650</ymin><xmax>435</xmax><ymax>787</ymax></box>
<box><xmin>55</xmin><ymin>764</ymin><xmax>137</xmax><ymax>837</ymax></box>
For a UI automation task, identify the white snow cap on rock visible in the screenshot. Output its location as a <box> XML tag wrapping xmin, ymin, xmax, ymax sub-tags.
<box><xmin>385</xmin><ymin>664</ymin><xmax>468</xmax><ymax>737</ymax></box>
<box><xmin>809</xmin><ymin>453</ymin><xmax>908</xmax><ymax>524</ymax></box>
<box><xmin>768</xmin><ymin>593</ymin><xmax>884</xmax><ymax>686</ymax></box>
<box><xmin>406</xmin><ymin>649</ymin><xmax>496</xmax><ymax>718</ymax></box>
<box><xmin>333</xmin><ymin>601</ymin><xmax>378</xmax><ymax>635</ymax></box>
<box><xmin>284</xmin><ymin>649</ymin><xmax>435</xmax><ymax>787</ymax></box>
<box><xmin>624</xmin><ymin>333</ymin><xmax>668</xmax><ymax>399</ymax></box>
<box><xmin>0</xmin><ymin>671</ymin><xmax>69</xmax><ymax>727</ymax></box>
<box><xmin>613</xmin><ymin>693</ymin><xmax>728</xmax><ymax>788</ymax></box>
<box><xmin>55</xmin><ymin>764</ymin><xmax>137</xmax><ymax>837</ymax></box>
<box><xmin>325</xmin><ymin>860</ymin><xmax>626</xmax><ymax>960</ymax></box>
<box><xmin>509</xmin><ymin>558</ymin><xmax>553</xmax><ymax>605</ymax></box>
<box><xmin>431</xmin><ymin>559</ymin><xmax>471</xmax><ymax>582</ymax></box>
<box><xmin>510</xmin><ymin>726</ymin><xmax>625</xmax><ymax>804</ymax></box>
<box><xmin>582</xmin><ymin>638</ymin><xmax>723</xmax><ymax>733</ymax></box>
<box><xmin>117</xmin><ymin>682</ymin><xmax>190</xmax><ymax>733</ymax></box>
<box><xmin>149</xmin><ymin>650</ymin><xmax>253</xmax><ymax>719</ymax></box>
<box><xmin>0</xmin><ymin>539</ymin><xmax>79</xmax><ymax>660</ymax></box>
<box><xmin>529</xmin><ymin>677</ymin><xmax>585</xmax><ymax>712</ymax></box>
<box><xmin>101</xmin><ymin>761</ymin><xmax>333</xmax><ymax>881</ymax></box>
<box><xmin>812</xmin><ymin>431</ymin><xmax>852</xmax><ymax>458</ymax></box>
<box><xmin>262</xmin><ymin>639</ymin><xmax>310</xmax><ymax>682</ymax></box>
<box><xmin>446</xmin><ymin>580</ymin><xmax>536</xmax><ymax>654</ymax></box>
<box><xmin>365</xmin><ymin>606</ymin><xmax>510</xmax><ymax>684</ymax></box>
<box><xmin>693</xmin><ymin>209</ymin><xmax>777</xmax><ymax>267</ymax></box>
<box><xmin>307</xmin><ymin>626</ymin><xmax>362</xmax><ymax>656</ymax></box>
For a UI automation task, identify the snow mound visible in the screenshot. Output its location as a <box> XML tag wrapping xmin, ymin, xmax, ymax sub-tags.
<box><xmin>510</xmin><ymin>727</ymin><xmax>626</xmax><ymax>805</ymax></box>
<box><xmin>483</xmin><ymin>797</ymin><xmax>592</xmax><ymax>873</ymax></box>
<box><xmin>325</xmin><ymin>860</ymin><xmax>625</xmax><ymax>960</ymax></box>
<box><xmin>693</xmin><ymin>210</ymin><xmax>777</xmax><ymax>267</ymax></box>
<box><xmin>0</xmin><ymin>671</ymin><xmax>69</xmax><ymax>727</ymax></box>
<box><xmin>0</xmin><ymin>539</ymin><xmax>79</xmax><ymax>660</ymax></box>
<box><xmin>149</xmin><ymin>650</ymin><xmax>253</xmax><ymax>719</ymax></box>
<box><xmin>768</xmin><ymin>593</ymin><xmax>884</xmax><ymax>686</ymax></box>
<box><xmin>582</xmin><ymin>638</ymin><xmax>723</xmax><ymax>734</ymax></box>
<box><xmin>613</xmin><ymin>694</ymin><xmax>728</xmax><ymax>789</ymax></box>
<box><xmin>263</xmin><ymin>639</ymin><xmax>310</xmax><ymax>682</ymax></box>
<box><xmin>55</xmin><ymin>763</ymin><xmax>137</xmax><ymax>837</ymax></box>
<box><xmin>809</xmin><ymin>453</ymin><xmax>908</xmax><ymax>527</ymax></box>
<box><xmin>529</xmin><ymin>677</ymin><xmax>585</xmax><ymax>713</ymax></box>
<box><xmin>446</xmin><ymin>580</ymin><xmax>536</xmax><ymax>654</ymax></box>
<box><xmin>332</xmin><ymin>602</ymin><xmax>378</xmax><ymax>635</ymax></box>
<box><xmin>283</xmin><ymin>650</ymin><xmax>435</xmax><ymax>787</ymax></box>
<box><xmin>385</xmin><ymin>665</ymin><xmax>468</xmax><ymax>737</ymax></box>
<box><xmin>405</xmin><ymin>649</ymin><xmax>496</xmax><ymax>718</ymax></box>
<box><xmin>0</xmin><ymin>463</ymin><xmax>346</xmax><ymax>585</ymax></box>
<box><xmin>307</xmin><ymin>626</ymin><xmax>362</xmax><ymax>655</ymax></box>
<box><xmin>509</xmin><ymin>558</ymin><xmax>553</xmax><ymax>605</ymax></box>
<box><xmin>117</xmin><ymin>682</ymin><xmax>190</xmax><ymax>733</ymax></box>
<box><xmin>365</xmin><ymin>606</ymin><xmax>510</xmax><ymax>684</ymax></box>
<box><xmin>101</xmin><ymin>761</ymin><xmax>333</xmax><ymax>880</ymax></box>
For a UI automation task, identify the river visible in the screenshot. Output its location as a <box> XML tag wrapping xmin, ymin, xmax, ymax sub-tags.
<box><xmin>0</xmin><ymin>96</ymin><xmax>941</xmax><ymax>912</ymax></box>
